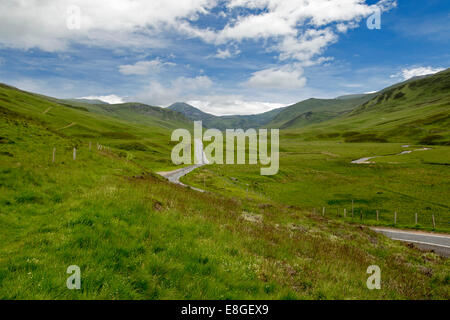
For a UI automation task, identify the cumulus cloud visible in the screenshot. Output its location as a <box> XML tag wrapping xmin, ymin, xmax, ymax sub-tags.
<box><xmin>0</xmin><ymin>0</ymin><xmax>216</xmax><ymax>51</ymax></box>
<box><xmin>0</xmin><ymin>0</ymin><xmax>396</xmax><ymax>64</ymax></box>
<box><xmin>392</xmin><ymin>66</ymin><xmax>445</xmax><ymax>81</ymax></box>
<box><xmin>245</xmin><ymin>66</ymin><xmax>306</xmax><ymax>89</ymax></box>
<box><xmin>133</xmin><ymin>76</ymin><xmax>213</xmax><ymax>106</ymax></box>
<box><xmin>119</xmin><ymin>59</ymin><xmax>175</xmax><ymax>75</ymax></box>
<box><xmin>81</xmin><ymin>94</ymin><xmax>124</xmax><ymax>104</ymax></box>
<box><xmin>187</xmin><ymin>96</ymin><xmax>286</xmax><ymax>116</ymax></box>
<box><xmin>183</xmin><ymin>0</ymin><xmax>396</xmax><ymax>64</ymax></box>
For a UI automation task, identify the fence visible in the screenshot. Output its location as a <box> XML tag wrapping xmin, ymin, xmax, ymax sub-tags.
<box><xmin>51</xmin><ymin>141</ymin><xmax>110</xmax><ymax>163</ymax></box>
<box><xmin>310</xmin><ymin>202</ymin><xmax>448</xmax><ymax>231</ymax></box>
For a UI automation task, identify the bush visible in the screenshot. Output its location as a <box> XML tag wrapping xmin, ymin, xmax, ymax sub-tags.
<box><xmin>419</xmin><ymin>135</ymin><xmax>444</xmax><ymax>145</ymax></box>
<box><xmin>393</xmin><ymin>92</ymin><xmax>405</xmax><ymax>100</ymax></box>
<box><xmin>102</xmin><ymin>132</ymin><xmax>137</xmax><ymax>139</ymax></box>
<box><xmin>345</xmin><ymin>133</ymin><xmax>387</xmax><ymax>143</ymax></box>
<box><xmin>116</xmin><ymin>142</ymin><xmax>148</xmax><ymax>151</ymax></box>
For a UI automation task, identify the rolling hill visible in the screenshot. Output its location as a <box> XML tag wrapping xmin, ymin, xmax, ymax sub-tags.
<box><xmin>0</xmin><ymin>83</ymin><xmax>191</xmax><ymax>170</ymax></box>
<box><xmin>168</xmin><ymin>102</ymin><xmax>285</xmax><ymax>130</ymax></box>
<box><xmin>1</xmin><ymin>80</ymin><xmax>449</xmax><ymax>299</ymax></box>
<box><xmin>267</xmin><ymin>94</ymin><xmax>375</xmax><ymax>129</ymax></box>
<box><xmin>289</xmin><ymin>68</ymin><xmax>450</xmax><ymax>144</ymax></box>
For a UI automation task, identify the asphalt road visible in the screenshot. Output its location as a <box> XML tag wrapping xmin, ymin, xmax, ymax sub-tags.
<box><xmin>157</xmin><ymin>139</ymin><xmax>207</xmax><ymax>192</ymax></box>
<box><xmin>372</xmin><ymin>227</ymin><xmax>450</xmax><ymax>257</ymax></box>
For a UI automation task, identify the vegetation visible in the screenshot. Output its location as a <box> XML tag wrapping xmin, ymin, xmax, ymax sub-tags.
<box><xmin>169</xmin><ymin>102</ymin><xmax>285</xmax><ymax>130</ymax></box>
<box><xmin>0</xmin><ymin>72</ymin><xmax>449</xmax><ymax>299</ymax></box>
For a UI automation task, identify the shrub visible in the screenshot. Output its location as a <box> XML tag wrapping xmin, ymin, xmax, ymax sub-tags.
<box><xmin>102</xmin><ymin>132</ymin><xmax>137</xmax><ymax>139</ymax></box>
<box><xmin>116</xmin><ymin>142</ymin><xmax>148</xmax><ymax>151</ymax></box>
<box><xmin>345</xmin><ymin>133</ymin><xmax>387</xmax><ymax>143</ymax></box>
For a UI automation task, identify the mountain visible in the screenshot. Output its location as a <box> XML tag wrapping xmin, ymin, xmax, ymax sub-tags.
<box><xmin>95</xmin><ymin>102</ymin><xmax>191</xmax><ymax>130</ymax></box>
<box><xmin>267</xmin><ymin>94</ymin><xmax>375</xmax><ymax>129</ymax></box>
<box><xmin>0</xmin><ymin>82</ymin><xmax>192</xmax><ymax>166</ymax></box>
<box><xmin>65</xmin><ymin>98</ymin><xmax>109</xmax><ymax>105</ymax></box>
<box><xmin>286</xmin><ymin>68</ymin><xmax>450</xmax><ymax>144</ymax></box>
<box><xmin>168</xmin><ymin>102</ymin><xmax>215</xmax><ymax>122</ymax></box>
<box><xmin>168</xmin><ymin>102</ymin><xmax>285</xmax><ymax>130</ymax></box>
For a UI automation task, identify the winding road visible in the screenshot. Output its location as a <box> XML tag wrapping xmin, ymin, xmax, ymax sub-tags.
<box><xmin>351</xmin><ymin>147</ymin><xmax>431</xmax><ymax>164</ymax></box>
<box><xmin>372</xmin><ymin>227</ymin><xmax>450</xmax><ymax>257</ymax></box>
<box><xmin>157</xmin><ymin>139</ymin><xmax>208</xmax><ymax>192</ymax></box>
<box><xmin>157</xmin><ymin>142</ymin><xmax>449</xmax><ymax>257</ymax></box>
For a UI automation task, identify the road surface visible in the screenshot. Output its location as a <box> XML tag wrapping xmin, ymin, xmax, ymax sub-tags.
<box><xmin>157</xmin><ymin>139</ymin><xmax>208</xmax><ymax>192</ymax></box>
<box><xmin>352</xmin><ymin>147</ymin><xmax>431</xmax><ymax>164</ymax></box>
<box><xmin>371</xmin><ymin>227</ymin><xmax>450</xmax><ymax>257</ymax></box>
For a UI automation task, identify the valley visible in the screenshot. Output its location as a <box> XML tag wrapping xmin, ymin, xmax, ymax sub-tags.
<box><xmin>0</xmin><ymin>69</ymin><xmax>449</xmax><ymax>299</ymax></box>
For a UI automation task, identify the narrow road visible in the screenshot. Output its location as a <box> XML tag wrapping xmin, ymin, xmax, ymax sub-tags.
<box><xmin>371</xmin><ymin>227</ymin><xmax>450</xmax><ymax>257</ymax></box>
<box><xmin>157</xmin><ymin>139</ymin><xmax>208</xmax><ymax>192</ymax></box>
<box><xmin>352</xmin><ymin>147</ymin><xmax>431</xmax><ymax>164</ymax></box>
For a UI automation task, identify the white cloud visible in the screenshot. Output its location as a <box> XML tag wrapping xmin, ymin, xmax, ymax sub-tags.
<box><xmin>133</xmin><ymin>76</ymin><xmax>213</xmax><ymax>106</ymax></box>
<box><xmin>187</xmin><ymin>96</ymin><xmax>286</xmax><ymax>116</ymax></box>
<box><xmin>0</xmin><ymin>0</ymin><xmax>216</xmax><ymax>51</ymax></box>
<box><xmin>119</xmin><ymin>59</ymin><xmax>175</xmax><ymax>75</ymax></box>
<box><xmin>245</xmin><ymin>66</ymin><xmax>306</xmax><ymax>89</ymax></box>
<box><xmin>0</xmin><ymin>0</ymin><xmax>396</xmax><ymax>66</ymax></box>
<box><xmin>214</xmin><ymin>46</ymin><xmax>241</xmax><ymax>59</ymax></box>
<box><xmin>392</xmin><ymin>67</ymin><xmax>445</xmax><ymax>81</ymax></box>
<box><xmin>81</xmin><ymin>94</ymin><xmax>124</xmax><ymax>104</ymax></box>
<box><xmin>215</xmin><ymin>48</ymin><xmax>232</xmax><ymax>59</ymax></box>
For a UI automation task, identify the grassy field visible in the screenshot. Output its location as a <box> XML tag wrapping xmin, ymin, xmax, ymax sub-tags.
<box><xmin>0</xmin><ymin>83</ymin><xmax>449</xmax><ymax>299</ymax></box>
<box><xmin>183</xmin><ymin>138</ymin><xmax>450</xmax><ymax>232</ymax></box>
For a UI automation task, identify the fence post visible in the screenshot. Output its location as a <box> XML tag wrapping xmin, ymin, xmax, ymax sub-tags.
<box><xmin>394</xmin><ymin>211</ymin><xmax>397</xmax><ymax>225</ymax></box>
<box><xmin>322</xmin><ymin>207</ymin><xmax>325</xmax><ymax>216</ymax></box>
<box><xmin>52</xmin><ymin>147</ymin><xmax>56</xmax><ymax>163</ymax></box>
<box><xmin>352</xmin><ymin>200</ymin><xmax>354</xmax><ymax>217</ymax></box>
<box><xmin>432</xmin><ymin>215</ymin><xmax>436</xmax><ymax>229</ymax></box>
<box><xmin>376</xmin><ymin>210</ymin><xmax>379</xmax><ymax>221</ymax></box>
<box><xmin>73</xmin><ymin>148</ymin><xmax>76</xmax><ymax>160</ymax></box>
<box><xmin>415</xmin><ymin>212</ymin><xmax>418</xmax><ymax>225</ymax></box>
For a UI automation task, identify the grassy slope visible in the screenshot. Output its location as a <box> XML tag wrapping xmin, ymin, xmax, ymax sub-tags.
<box><xmin>183</xmin><ymin>70</ymin><xmax>450</xmax><ymax>233</ymax></box>
<box><xmin>0</xmin><ymin>84</ymin><xmax>191</xmax><ymax>171</ymax></box>
<box><xmin>268</xmin><ymin>95</ymin><xmax>374</xmax><ymax>129</ymax></box>
<box><xmin>289</xmin><ymin>69</ymin><xmax>450</xmax><ymax>144</ymax></box>
<box><xmin>1</xmin><ymin>84</ymin><xmax>449</xmax><ymax>299</ymax></box>
<box><xmin>169</xmin><ymin>102</ymin><xmax>285</xmax><ymax>130</ymax></box>
<box><xmin>184</xmin><ymin>140</ymin><xmax>450</xmax><ymax>232</ymax></box>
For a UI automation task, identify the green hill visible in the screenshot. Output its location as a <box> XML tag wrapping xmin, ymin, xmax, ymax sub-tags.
<box><xmin>268</xmin><ymin>95</ymin><xmax>375</xmax><ymax>129</ymax></box>
<box><xmin>1</xmin><ymin>82</ymin><xmax>449</xmax><ymax>299</ymax></box>
<box><xmin>290</xmin><ymin>68</ymin><xmax>450</xmax><ymax>144</ymax></box>
<box><xmin>0</xmin><ymin>83</ymin><xmax>190</xmax><ymax>170</ymax></box>
<box><xmin>168</xmin><ymin>102</ymin><xmax>284</xmax><ymax>130</ymax></box>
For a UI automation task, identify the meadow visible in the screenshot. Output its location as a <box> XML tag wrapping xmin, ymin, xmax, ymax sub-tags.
<box><xmin>0</xmin><ymin>83</ymin><xmax>449</xmax><ymax>299</ymax></box>
<box><xmin>183</xmin><ymin>138</ymin><xmax>450</xmax><ymax>232</ymax></box>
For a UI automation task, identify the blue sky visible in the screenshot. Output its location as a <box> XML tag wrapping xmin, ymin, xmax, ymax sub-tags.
<box><xmin>0</xmin><ymin>0</ymin><xmax>448</xmax><ymax>115</ymax></box>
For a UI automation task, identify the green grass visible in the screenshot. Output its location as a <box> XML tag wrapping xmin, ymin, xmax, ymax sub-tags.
<box><xmin>284</xmin><ymin>69</ymin><xmax>450</xmax><ymax>144</ymax></box>
<box><xmin>0</xmin><ymin>82</ymin><xmax>449</xmax><ymax>299</ymax></box>
<box><xmin>183</xmin><ymin>139</ymin><xmax>450</xmax><ymax>233</ymax></box>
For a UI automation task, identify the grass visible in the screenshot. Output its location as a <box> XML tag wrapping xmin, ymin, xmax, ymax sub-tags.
<box><xmin>183</xmin><ymin>139</ymin><xmax>450</xmax><ymax>233</ymax></box>
<box><xmin>0</xmin><ymin>82</ymin><xmax>449</xmax><ymax>299</ymax></box>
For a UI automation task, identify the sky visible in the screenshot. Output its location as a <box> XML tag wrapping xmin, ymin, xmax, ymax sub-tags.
<box><xmin>0</xmin><ymin>0</ymin><xmax>448</xmax><ymax>115</ymax></box>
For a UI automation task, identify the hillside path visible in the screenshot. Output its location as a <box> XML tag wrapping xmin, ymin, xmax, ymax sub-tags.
<box><xmin>57</xmin><ymin>122</ymin><xmax>76</xmax><ymax>130</ymax></box>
